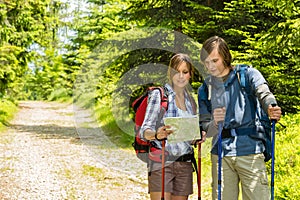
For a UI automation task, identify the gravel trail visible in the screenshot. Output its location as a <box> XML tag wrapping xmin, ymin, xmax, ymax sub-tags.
<box><xmin>0</xmin><ymin>101</ymin><xmax>148</xmax><ymax>200</ymax></box>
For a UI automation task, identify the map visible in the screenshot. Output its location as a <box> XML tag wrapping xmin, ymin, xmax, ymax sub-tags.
<box><xmin>163</xmin><ymin>115</ymin><xmax>201</xmax><ymax>143</ymax></box>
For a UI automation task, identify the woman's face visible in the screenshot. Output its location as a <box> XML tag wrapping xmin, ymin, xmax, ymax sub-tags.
<box><xmin>204</xmin><ymin>48</ymin><xmax>230</xmax><ymax>77</ymax></box>
<box><xmin>171</xmin><ymin>61</ymin><xmax>191</xmax><ymax>88</ymax></box>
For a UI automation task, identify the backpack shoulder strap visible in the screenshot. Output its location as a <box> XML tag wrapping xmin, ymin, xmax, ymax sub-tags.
<box><xmin>155</xmin><ymin>86</ymin><xmax>169</xmax><ymax>112</ymax></box>
<box><xmin>235</xmin><ymin>64</ymin><xmax>258</xmax><ymax>118</ymax></box>
<box><xmin>198</xmin><ymin>79</ymin><xmax>212</xmax><ymax>113</ymax></box>
<box><xmin>235</xmin><ymin>64</ymin><xmax>251</xmax><ymax>95</ymax></box>
<box><xmin>147</xmin><ymin>86</ymin><xmax>169</xmax><ymax>130</ymax></box>
<box><xmin>148</xmin><ymin>86</ymin><xmax>167</xmax><ymax>98</ymax></box>
<box><xmin>235</xmin><ymin>64</ymin><xmax>271</xmax><ymax>120</ymax></box>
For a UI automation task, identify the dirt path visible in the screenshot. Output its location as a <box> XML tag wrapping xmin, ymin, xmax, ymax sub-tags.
<box><xmin>0</xmin><ymin>101</ymin><xmax>148</xmax><ymax>200</ymax></box>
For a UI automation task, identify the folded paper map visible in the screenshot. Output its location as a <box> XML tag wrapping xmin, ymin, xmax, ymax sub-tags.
<box><xmin>163</xmin><ymin>115</ymin><xmax>201</xmax><ymax>143</ymax></box>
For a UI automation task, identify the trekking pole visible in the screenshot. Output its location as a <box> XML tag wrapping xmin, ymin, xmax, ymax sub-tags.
<box><xmin>161</xmin><ymin>139</ymin><xmax>166</xmax><ymax>200</ymax></box>
<box><xmin>198</xmin><ymin>142</ymin><xmax>202</xmax><ymax>200</ymax></box>
<box><xmin>218</xmin><ymin>122</ymin><xmax>223</xmax><ymax>200</ymax></box>
<box><xmin>198</xmin><ymin>126</ymin><xmax>204</xmax><ymax>200</ymax></box>
<box><xmin>271</xmin><ymin>104</ymin><xmax>277</xmax><ymax>200</ymax></box>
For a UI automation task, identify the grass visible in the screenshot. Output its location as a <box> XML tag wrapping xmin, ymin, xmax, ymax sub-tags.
<box><xmin>0</xmin><ymin>98</ymin><xmax>17</xmax><ymax>180</ymax></box>
<box><xmin>82</xmin><ymin>164</ymin><xmax>104</xmax><ymax>182</ymax></box>
<box><xmin>48</xmin><ymin>88</ymin><xmax>73</xmax><ymax>103</ymax></box>
<box><xmin>192</xmin><ymin>139</ymin><xmax>213</xmax><ymax>199</ymax></box>
<box><xmin>65</xmin><ymin>187</ymin><xmax>77</xmax><ymax>200</ymax></box>
<box><xmin>269</xmin><ymin>113</ymin><xmax>300</xmax><ymax>199</ymax></box>
<box><xmin>0</xmin><ymin>166</ymin><xmax>14</xmax><ymax>173</ymax></box>
<box><xmin>0</xmin><ymin>99</ymin><xmax>18</xmax><ymax>177</ymax></box>
<box><xmin>0</xmin><ymin>99</ymin><xmax>18</xmax><ymax>132</ymax></box>
<box><xmin>94</xmin><ymin>103</ymin><xmax>133</xmax><ymax>149</ymax></box>
<box><xmin>82</xmin><ymin>164</ymin><xmax>125</xmax><ymax>187</ymax></box>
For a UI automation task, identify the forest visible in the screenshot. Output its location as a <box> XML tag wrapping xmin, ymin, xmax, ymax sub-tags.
<box><xmin>0</xmin><ymin>0</ymin><xmax>299</xmax><ymax>199</ymax></box>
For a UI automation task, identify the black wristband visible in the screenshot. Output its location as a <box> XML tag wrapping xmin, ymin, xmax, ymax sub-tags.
<box><xmin>155</xmin><ymin>132</ymin><xmax>165</xmax><ymax>141</ymax></box>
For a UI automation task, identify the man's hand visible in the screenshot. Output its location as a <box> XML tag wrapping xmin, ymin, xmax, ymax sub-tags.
<box><xmin>213</xmin><ymin>107</ymin><xmax>226</xmax><ymax>125</ymax></box>
<box><xmin>268</xmin><ymin>105</ymin><xmax>282</xmax><ymax>121</ymax></box>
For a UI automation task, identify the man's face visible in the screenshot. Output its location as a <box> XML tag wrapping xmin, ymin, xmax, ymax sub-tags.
<box><xmin>204</xmin><ymin>48</ymin><xmax>230</xmax><ymax>77</ymax></box>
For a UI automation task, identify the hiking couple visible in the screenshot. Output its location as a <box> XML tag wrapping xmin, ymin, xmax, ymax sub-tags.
<box><xmin>139</xmin><ymin>36</ymin><xmax>282</xmax><ymax>200</ymax></box>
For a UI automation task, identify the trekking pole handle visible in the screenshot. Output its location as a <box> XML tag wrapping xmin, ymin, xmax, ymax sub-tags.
<box><xmin>155</xmin><ymin>132</ymin><xmax>167</xmax><ymax>141</ymax></box>
<box><xmin>271</xmin><ymin>103</ymin><xmax>277</xmax><ymax>123</ymax></box>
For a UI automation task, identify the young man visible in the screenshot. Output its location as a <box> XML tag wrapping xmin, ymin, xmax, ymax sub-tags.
<box><xmin>198</xmin><ymin>36</ymin><xmax>282</xmax><ymax>200</ymax></box>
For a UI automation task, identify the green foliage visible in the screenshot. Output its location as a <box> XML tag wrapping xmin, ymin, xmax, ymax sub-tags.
<box><xmin>23</xmin><ymin>47</ymin><xmax>80</xmax><ymax>101</ymax></box>
<box><xmin>123</xmin><ymin>0</ymin><xmax>224</xmax><ymax>43</ymax></box>
<box><xmin>0</xmin><ymin>0</ymin><xmax>62</xmax><ymax>101</ymax></box>
<box><xmin>0</xmin><ymin>0</ymin><xmax>53</xmax><ymax>47</ymax></box>
<box><xmin>82</xmin><ymin>164</ymin><xmax>104</xmax><ymax>181</ymax></box>
<box><xmin>94</xmin><ymin>103</ymin><xmax>133</xmax><ymax>148</ymax></box>
<box><xmin>0</xmin><ymin>99</ymin><xmax>18</xmax><ymax>131</ymax></box>
<box><xmin>0</xmin><ymin>45</ymin><xmax>27</xmax><ymax>97</ymax></box>
<box><xmin>215</xmin><ymin>0</ymin><xmax>281</xmax><ymax>52</ymax></box>
<box><xmin>0</xmin><ymin>0</ymin><xmax>298</xmax><ymax>114</ymax></box>
<box><xmin>71</xmin><ymin>0</ymin><xmax>131</xmax><ymax>49</ymax></box>
<box><xmin>266</xmin><ymin>113</ymin><xmax>300</xmax><ymax>199</ymax></box>
<box><xmin>248</xmin><ymin>0</ymin><xmax>300</xmax><ymax>113</ymax></box>
<box><xmin>48</xmin><ymin>88</ymin><xmax>71</xmax><ymax>102</ymax></box>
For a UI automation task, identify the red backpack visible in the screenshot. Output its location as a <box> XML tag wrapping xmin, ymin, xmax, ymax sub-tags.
<box><xmin>131</xmin><ymin>86</ymin><xmax>169</xmax><ymax>163</ymax></box>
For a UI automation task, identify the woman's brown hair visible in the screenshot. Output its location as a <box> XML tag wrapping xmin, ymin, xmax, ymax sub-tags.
<box><xmin>167</xmin><ymin>53</ymin><xmax>196</xmax><ymax>114</ymax></box>
<box><xmin>167</xmin><ymin>53</ymin><xmax>194</xmax><ymax>83</ymax></box>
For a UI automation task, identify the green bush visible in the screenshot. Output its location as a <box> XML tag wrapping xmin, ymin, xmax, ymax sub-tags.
<box><xmin>48</xmin><ymin>88</ymin><xmax>72</xmax><ymax>102</ymax></box>
<box><xmin>0</xmin><ymin>99</ymin><xmax>18</xmax><ymax>131</ymax></box>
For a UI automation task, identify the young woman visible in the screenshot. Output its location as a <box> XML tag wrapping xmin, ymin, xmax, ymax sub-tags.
<box><xmin>198</xmin><ymin>36</ymin><xmax>282</xmax><ymax>200</ymax></box>
<box><xmin>140</xmin><ymin>53</ymin><xmax>205</xmax><ymax>200</ymax></box>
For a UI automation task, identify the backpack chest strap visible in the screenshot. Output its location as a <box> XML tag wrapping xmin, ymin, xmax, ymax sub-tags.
<box><xmin>222</xmin><ymin>127</ymin><xmax>256</xmax><ymax>139</ymax></box>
